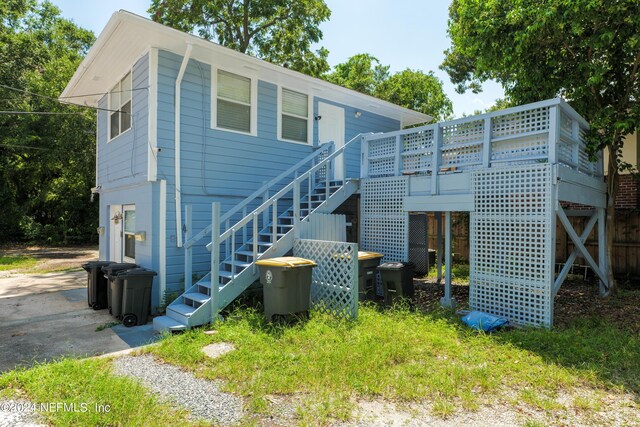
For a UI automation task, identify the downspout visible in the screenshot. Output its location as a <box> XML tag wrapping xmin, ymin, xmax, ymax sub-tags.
<box><xmin>175</xmin><ymin>43</ymin><xmax>193</xmax><ymax>247</ymax></box>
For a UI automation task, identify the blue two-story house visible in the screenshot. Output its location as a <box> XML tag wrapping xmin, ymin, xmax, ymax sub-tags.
<box><xmin>61</xmin><ymin>11</ymin><xmax>430</xmax><ymax>330</ymax></box>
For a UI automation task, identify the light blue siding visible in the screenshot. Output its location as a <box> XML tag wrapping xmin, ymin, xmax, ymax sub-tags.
<box><xmin>96</xmin><ymin>54</ymin><xmax>149</xmax><ymax>190</ymax></box>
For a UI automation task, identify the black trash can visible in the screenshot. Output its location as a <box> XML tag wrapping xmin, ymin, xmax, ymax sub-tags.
<box><xmin>102</xmin><ymin>263</ymin><xmax>137</xmax><ymax>317</ymax></box>
<box><xmin>357</xmin><ymin>251</ymin><xmax>383</xmax><ymax>301</ymax></box>
<box><xmin>82</xmin><ymin>261</ymin><xmax>113</xmax><ymax>310</ymax></box>
<box><xmin>119</xmin><ymin>268</ymin><xmax>157</xmax><ymax>327</ymax></box>
<box><xmin>377</xmin><ymin>262</ymin><xmax>415</xmax><ymax>307</ymax></box>
<box><xmin>255</xmin><ymin>257</ymin><xmax>316</xmax><ymax>322</ymax></box>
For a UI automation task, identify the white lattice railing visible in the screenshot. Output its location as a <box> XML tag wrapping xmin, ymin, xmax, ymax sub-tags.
<box><xmin>360</xmin><ymin>98</ymin><xmax>603</xmax><ymax>182</ymax></box>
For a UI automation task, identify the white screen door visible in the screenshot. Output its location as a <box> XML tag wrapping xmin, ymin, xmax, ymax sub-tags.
<box><xmin>318</xmin><ymin>102</ymin><xmax>345</xmax><ymax>181</ymax></box>
<box><xmin>109</xmin><ymin>205</ymin><xmax>123</xmax><ymax>262</ymax></box>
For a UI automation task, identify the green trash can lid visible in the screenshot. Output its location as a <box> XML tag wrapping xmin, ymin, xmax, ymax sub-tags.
<box><xmin>255</xmin><ymin>257</ymin><xmax>317</xmax><ymax>267</ymax></box>
<box><xmin>378</xmin><ymin>262</ymin><xmax>413</xmax><ymax>270</ymax></box>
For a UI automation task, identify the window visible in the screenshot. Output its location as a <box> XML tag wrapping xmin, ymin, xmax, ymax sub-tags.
<box><xmin>281</xmin><ymin>88</ymin><xmax>309</xmax><ymax>143</ymax></box>
<box><xmin>109</xmin><ymin>72</ymin><xmax>132</xmax><ymax>140</ymax></box>
<box><xmin>123</xmin><ymin>206</ymin><xmax>135</xmax><ymax>261</ymax></box>
<box><xmin>216</xmin><ymin>70</ymin><xmax>252</xmax><ymax>133</ymax></box>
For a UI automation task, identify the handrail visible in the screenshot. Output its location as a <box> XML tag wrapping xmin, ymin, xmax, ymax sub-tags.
<box><xmin>208</xmin><ymin>132</ymin><xmax>369</xmax><ymax>247</ymax></box>
<box><xmin>185</xmin><ymin>141</ymin><xmax>334</xmax><ymax>248</ymax></box>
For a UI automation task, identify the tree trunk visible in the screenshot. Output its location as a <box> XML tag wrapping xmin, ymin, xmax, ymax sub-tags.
<box><xmin>602</xmin><ymin>145</ymin><xmax>619</xmax><ymax>297</ymax></box>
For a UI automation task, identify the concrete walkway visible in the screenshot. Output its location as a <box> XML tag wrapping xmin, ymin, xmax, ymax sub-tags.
<box><xmin>0</xmin><ymin>270</ymin><xmax>159</xmax><ymax>372</ymax></box>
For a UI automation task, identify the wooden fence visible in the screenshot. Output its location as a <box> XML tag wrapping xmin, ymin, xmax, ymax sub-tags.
<box><xmin>424</xmin><ymin>212</ymin><xmax>640</xmax><ymax>277</ymax></box>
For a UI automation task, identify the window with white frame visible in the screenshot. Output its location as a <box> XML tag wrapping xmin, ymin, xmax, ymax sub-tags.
<box><xmin>109</xmin><ymin>72</ymin><xmax>132</xmax><ymax>140</ymax></box>
<box><xmin>216</xmin><ymin>70</ymin><xmax>252</xmax><ymax>133</ymax></box>
<box><xmin>123</xmin><ymin>206</ymin><xmax>136</xmax><ymax>261</ymax></box>
<box><xmin>281</xmin><ymin>88</ymin><xmax>309</xmax><ymax>143</ymax></box>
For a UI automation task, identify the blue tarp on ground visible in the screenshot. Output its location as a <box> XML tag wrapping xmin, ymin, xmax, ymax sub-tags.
<box><xmin>462</xmin><ymin>310</ymin><xmax>509</xmax><ymax>332</ymax></box>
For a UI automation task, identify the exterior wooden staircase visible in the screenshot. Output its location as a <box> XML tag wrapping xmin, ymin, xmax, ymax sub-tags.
<box><xmin>153</xmin><ymin>135</ymin><xmax>368</xmax><ymax>332</ymax></box>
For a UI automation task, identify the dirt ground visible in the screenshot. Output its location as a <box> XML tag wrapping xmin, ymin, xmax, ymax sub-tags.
<box><xmin>414</xmin><ymin>275</ymin><xmax>640</xmax><ymax>333</ymax></box>
<box><xmin>0</xmin><ymin>245</ymin><xmax>98</xmax><ymax>277</ymax></box>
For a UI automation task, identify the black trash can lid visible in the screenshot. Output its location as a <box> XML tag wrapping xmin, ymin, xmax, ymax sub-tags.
<box><xmin>378</xmin><ymin>262</ymin><xmax>414</xmax><ymax>270</ymax></box>
<box><xmin>118</xmin><ymin>268</ymin><xmax>158</xmax><ymax>277</ymax></box>
<box><xmin>82</xmin><ymin>260</ymin><xmax>113</xmax><ymax>270</ymax></box>
<box><xmin>102</xmin><ymin>262</ymin><xmax>138</xmax><ymax>274</ymax></box>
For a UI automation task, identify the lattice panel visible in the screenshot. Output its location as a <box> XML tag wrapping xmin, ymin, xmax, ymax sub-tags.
<box><xmin>441</xmin><ymin>143</ymin><xmax>483</xmax><ymax>168</ymax></box>
<box><xmin>491</xmin><ymin>134</ymin><xmax>549</xmax><ymax>163</ymax></box>
<box><xmin>315</xmin><ymin>149</ymin><xmax>330</xmax><ymax>182</ymax></box>
<box><xmin>360</xmin><ymin>177</ymin><xmax>408</xmax><ymax>262</ymax></box>
<box><xmin>409</xmin><ymin>213</ymin><xmax>429</xmax><ymax>275</ymax></box>
<box><xmin>402</xmin><ymin>130</ymin><xmax>433</xmax><ymax>174</ymax></box>
<box><xmin>470</xmin><ymin>164</ymin><xmax>554</xmax><ymax>327</ymax></box>
<box><xmin>492</xmin><ymin>107</ymin><xmax>549</xmax><ymax>138</ymax></box>
<box><xmin>557</xmin><ymin>135</ymin><xmax>574</xmax><ymax>166</ymax></box>
<box><xmin>367</xmin><ymin>137</ymin><xmax>397</xmax><ymax>177</ymax></box>
<box><xmin>442</xmin><ymin>119</ymin><xmax>484</xmax><ymax>146</ymax></box>
<box><xmin>294</xmin><ymin>239</ymin><xmax>358</xmax><ymax>319</ymax></box>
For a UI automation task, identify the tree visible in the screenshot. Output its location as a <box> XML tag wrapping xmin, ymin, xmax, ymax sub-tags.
<box><xmin>149</xmin><ymin>0</ymin><xmax>331</xmax><ymax>77</ymax></box>
<box><xmin>374</xmin><ymin>69</ymin><xmax>453</xmax><ymax>121</ymax></box>
<box><xmin>325</xmin><ymin>53</ymin><xmax>389</xmax><ymax>95</ymax></box>
<box><xmin>0</xmin><ymin>0</ymin><xmax>97</xmax><ymax>244</ymax></box>
<box><xmin>326</xmin><ymin>54</ymin><xmax>453</xmax><ymax>122</ymax></box>
<box><xmin>441</xmin><ymin>0</ymin><xmax>640</xmax><ymax>295</ymax></box>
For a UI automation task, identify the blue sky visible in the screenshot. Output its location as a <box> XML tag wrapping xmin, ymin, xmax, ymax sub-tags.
<box><xmin>49</xmin><ymin>0</ymin><xmax>505</xmax><ymax>118</ymax></box>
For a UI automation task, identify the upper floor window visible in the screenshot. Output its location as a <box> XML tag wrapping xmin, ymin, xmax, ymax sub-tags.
<box><xmin>109</xmin><ymin>71</ymin><xmax>132</xmax><ymax>140</ymax></box>
<box><xmin>281</xmin><ymin>88</ymin><xmax>309</xmax><ymax>143</ymax></box>
<box><xmin>215</xmin><ymin>70</ymin><xmax>253</xmax><ymax>133</ymax></box>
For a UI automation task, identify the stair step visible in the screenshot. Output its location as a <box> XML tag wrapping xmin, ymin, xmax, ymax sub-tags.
<box><xmin>236</xmin><ymin>250</ymin><xmax>264</xmax><ymax>257</ymax></box>
<box><xmin>182</xmin><ymin>292</ymin><xmax>210</xmax><ymax>304</ymax></box>
<box><xmin>222</xmin><ymin>260</ymin><xmax>252</xmax><ymax>268</ymax></box>
<box><xmin>219</xmin><ymin>270</ymin><xmax>236</xmax><ymax>279</ymax></box>
<box><xmin>258</xmin><ymin>232</ymin><xmax>286</xmax><ymax>238</ymax></box>
<box><xmin>153</xmin><ymin>315</ymin><xmax>188</xmax><ymax>333</ymax></box>
<box><xmin>168</xmin><ymin>303</ymin><xmax>197</xmax><ymax>317</ymax></box>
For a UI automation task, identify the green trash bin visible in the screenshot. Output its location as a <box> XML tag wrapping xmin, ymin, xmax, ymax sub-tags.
<box><xmin>357</xmin><ymin>251</ymin><xmax>384</xmax><ymax>301</ymax></box>
<box><xmin>82</xmin><ymin>260</ymin><xmax>113</xmax><ymax>310</ymax></box>
<box><xmin>377</xmin><ymin>262</ymin><xmax>415</xmax><ymax>307</ymax></box>
<box><xmin>256</xmin><ymin>257</ymin><xmax>317</xmax><ymax>322</ymax></box>
<box><xmin>119</xmin><ymin>268</ymin><xmax>157</xmax><ymax>327</ymax></box>
<box><xmin>102</xmin><ymin>263</ymin><xmax>137</xmax><ymax>317</ymax></box>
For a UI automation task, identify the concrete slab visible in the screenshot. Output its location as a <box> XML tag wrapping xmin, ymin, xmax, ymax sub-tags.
<box><xmin>0</xmin><ymin>270</ymin><xmax>160</xmax><ymax>373</ymax></box>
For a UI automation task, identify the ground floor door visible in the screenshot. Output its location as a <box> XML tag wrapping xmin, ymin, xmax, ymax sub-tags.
<box><xmin>109</xmin><ymin>204</ymin><xmax>136</xmax><ymax>263</ymax></box>
<box><xmin>318</xmin><ymin>102</ymin><xmax>346</xmax><ymax>181</ymax></box>
<box><xmin>109</xmin><ymin>205</ymin><xmax>123</xmax><ymax>262</ymax></box>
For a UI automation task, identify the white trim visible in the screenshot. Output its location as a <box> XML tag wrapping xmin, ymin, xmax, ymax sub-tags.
<box><xmin>175</xmin><ymin>43</ymin><xmax>193</xmax><ymax>248</ymax></box>
<box><xmin>147</xmin><ymin>48</ymin><xmax>158</xmax><ymax>182</ymax></box>
<box><xmin>107</xmin><ymin>69</ymin><xmax>133</xmax><ymax>143</ymax></box>
<box><xmin>61</xmin><ymin>11</ymin><xmax>432</xmax><ymax>126</ymax></box>
<box><xmin>159</xmin><ymin>180</ymin><xmax>167</xmax><ymax>304</ymax></box>
<box><xmin>122</xmin><ymin>204</ymin><xmax>136</xmax><ymax>263</ymax></box>
<box><xmin>210</xmin><ymin>67</ymin><xmax>258</xmax><ymax>136</ymax></box>
<box><xmin>277</xmin><ymin>86</ymin><xmax>313</xmax><ymax>145</ymax></box>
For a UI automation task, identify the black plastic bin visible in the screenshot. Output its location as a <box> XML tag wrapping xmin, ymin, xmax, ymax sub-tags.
<box><xmin>255</xmin><ymin>257</ymin><xmax>317</xmax><ymax>322</ymax></box>
<box><xmin>377</xmin><ymin>262</ymin><xmax>415</xmax><ymax>307</ymax></box>
<box><xmin>119</xmin><ymin>268</ymin><xmax>157</xmax><ymax>327</ymax></box>
<box><xmin>102</xmin><ymin>263</ymin><xmax>137</xmax><ymax>317</ymax></box>
<box><xmin>82</xmin><ymin>261</ymin><xmax>113</xmax><ymax>310</ymax></box>
<box><xmin>357</xmin><ymin>251</ymin><xmax>384</xmax><ymax>301</ymax></box>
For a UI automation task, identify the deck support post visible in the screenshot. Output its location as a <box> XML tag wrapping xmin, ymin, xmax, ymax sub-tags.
<box><xmin>210</xmin><ymin>202</ymin><xmax>221</xmax><ymax>324</ymax></box>
<box><xmin>597</xmin><ymin>207</ymin><xmax>608</xmax><ymax>296</ymax></box>
<box><xmin>440</xmin><ymin>211</ymin><xmax>456</xmax><ymax>309</ymax></box>
<box><xmin>436</xmin><ymin>212</ymin><xmax>443</xmax><ymax>284</ymax></box>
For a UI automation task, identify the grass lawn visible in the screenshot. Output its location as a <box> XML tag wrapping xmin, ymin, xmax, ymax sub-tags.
<box><xmin>0</xmin><ymin>255</ymin><xmax>38</xmax><ymax>271</ymax></box>
<box><xmin>0</xmin><ymin>358</ymin><xmax>204</xmax><ymax>426</ymax></box>
<box><xmin>147</xmin><ymin>302</ymin><xmax>640</xmax><ymax>425</ymax></box>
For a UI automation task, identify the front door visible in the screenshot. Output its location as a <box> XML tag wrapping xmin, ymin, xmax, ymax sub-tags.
<box><xmin>109</xmin><ymin>205</ymin><xmax>123</xmax><ymax>262</ymax></box>
<box><xmin>318</xmin><ymin>102</ymin><xmax>346</xmax><ymax>181</ymax></box>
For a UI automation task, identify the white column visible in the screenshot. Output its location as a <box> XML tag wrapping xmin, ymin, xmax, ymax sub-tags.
<box><xmin>440</xmin><ymin>211</ymin><xmax>456</xmax><ymax>309</ymax></box>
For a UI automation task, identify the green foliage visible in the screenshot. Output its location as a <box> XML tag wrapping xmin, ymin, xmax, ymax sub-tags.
<box><xmin>150</xmin><ymin>305</ymin><xmax>640</xmax><ymax>421</ymax></box>
<box><xmin>375</xmin><ymin>69</ymin><xmax>454</xmax><ymax>121</ymax></box>
<box><xmin>326</xmin><ymin>54</ymin><xmax>453</xmax><ymax>121</ymax></box>
<box><xmin>325</xmin><ymin>53</ymin><xmax>389</xmax><ymax>95</ymax></box>
<box><xmin>149</xmin><ymin>0</ymin><xmax>331</xmax><ymax>77</ymax></box>
<box><xmin>0</xmin><ymin>358</ymin><xmax>197</xmax><ymax>426</ymax></box>
<box><xmin>0</xmin><ymin>0</ymin><xmax>97</xmax><ymax>244</ymax></box>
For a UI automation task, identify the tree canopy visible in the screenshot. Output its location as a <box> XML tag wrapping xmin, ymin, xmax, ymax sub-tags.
<box><xmin>149</xmin><ymin>0</ymin><xmax>331</xmax><ymax>77</ymax></box>
<box><xmin>0</xmin><ymin>0</ymin><xmax>97</xmax><ymax>244</ymax></box>
<box><xmin>326</xmin><ymin>54</ymin><xmax>453</xmax><ymax>121</ymax></box>
<box><xmin>442</xmin><ymin>0</ymin><xmax>640</xmax><ymax>293</ymax></box>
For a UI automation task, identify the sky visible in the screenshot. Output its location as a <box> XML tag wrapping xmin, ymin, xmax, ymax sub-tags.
<box><xmin>49</xmin><ymin>0</ymin><xmax>505</xmax><ymax>118</ymax></box>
